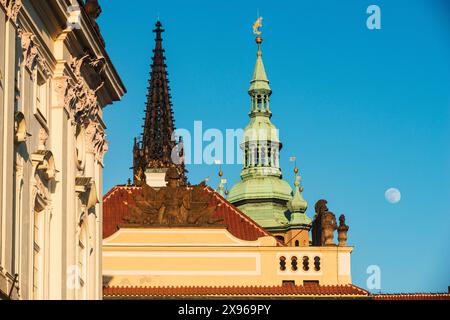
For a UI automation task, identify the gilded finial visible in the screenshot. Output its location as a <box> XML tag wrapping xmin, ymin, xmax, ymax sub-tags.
<box><xmin>253</xmin><ymin>16</ymin><xmax>263</xmax><ymax>45</ymax></box>
<box><xmin>295</xmin><ymin>175</ymin><xmax>301</xmax><ymax>187</ymax></box>
<box><xmin>253</xmin><ymin>16</ymin><xmax>263</xmax><ymax>36</ymax></box>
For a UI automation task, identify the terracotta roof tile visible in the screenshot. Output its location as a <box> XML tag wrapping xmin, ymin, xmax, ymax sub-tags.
<box><xmin>374</xmin><ymin>293</ymin><xmax>450</xmax><ymax>300</ymax></box>
<box><xmin>103</xmin><ymin>284</ymin><xmax>370</xmax><ymax>298</ymax></box>
<box><xmin>103</xmin><ymin>185</ymin><xmax>275</xmax><ymax>242</ymax></box>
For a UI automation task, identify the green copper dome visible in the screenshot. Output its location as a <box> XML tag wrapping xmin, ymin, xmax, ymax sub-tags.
<box><xmin>228</xmin><ymin>177</ymin><xmax>293</xmax><ymax>228</ymax></box>
<box><xmin>228</xmin><ymin>176</ymin><xmax>293</xmax><ymax>203</ymax></box>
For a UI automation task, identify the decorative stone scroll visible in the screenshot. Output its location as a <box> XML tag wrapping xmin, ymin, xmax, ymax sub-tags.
<box><xmin>0</xmin><ymin>0</ymin><xmax>23</xmax><ymax>24</ymax></box>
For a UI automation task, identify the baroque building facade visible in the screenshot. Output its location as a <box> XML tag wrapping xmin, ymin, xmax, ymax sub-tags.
<box><xmin>0</xmin><ymin>0</ymin><xmax>125</xmax><ymax>300</ymax></box>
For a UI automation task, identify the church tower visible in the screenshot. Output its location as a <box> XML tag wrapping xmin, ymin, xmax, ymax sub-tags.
<box><xmin>228</xmin><ymin>24</ymin><xmax>311</xmax><ymax>244</ymax></box>
<box><xmin>133</xmin><ymin>21</ymin><xmax>187</xmax><ymax>187</ymax></box>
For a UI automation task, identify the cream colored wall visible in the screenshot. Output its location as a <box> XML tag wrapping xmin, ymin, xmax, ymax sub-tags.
<box><xmin>0</xmin><ymin>0</ymin><xmax>124</xmax><ymax>300</ymax></box>
<box><xmin>103</xmin><ymin>228</ymin><xmax>353</xmax><ymax>288</ymax></box>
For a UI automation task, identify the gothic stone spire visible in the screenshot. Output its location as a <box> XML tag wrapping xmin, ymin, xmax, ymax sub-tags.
<box><xmin>133</xmin><ymin>21</ymin><xmax>186</xmax><ymax>185</ymax></box>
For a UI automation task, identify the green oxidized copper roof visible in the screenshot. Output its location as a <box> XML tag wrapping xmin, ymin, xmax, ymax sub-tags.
<box><xmin>249</xmin><ymin>42</ymin><xmax>271</xmax><ymax>94</ymax></box>
<box><xmin>228</xmin><ymin>176</ymin><xmax>293</xmax><ymax>203</ymax></box>
<box><xmin>243</xmin><ymin>115</ymin><xmax>280</xmax><ymax>144</ymax></box>
<box><xmin>228</xmin><ymin>176</ymin><xmax>293</xmax><ymax>229</ymax></box>
<box><xmin>228</xmin><ymin>35</ymin><xmax>305</xmax><ymax>231</ymax></box>
<box><xmin>288</xmin><ymin>181</ymin><xmax>311</xmax><ymax>226</ymax></box>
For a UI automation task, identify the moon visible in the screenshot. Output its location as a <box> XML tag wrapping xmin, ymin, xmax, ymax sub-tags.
<box><xmin>385</xmin><ymin>188</ymin><xmax>401</xmax><ymax>204</ymax></box>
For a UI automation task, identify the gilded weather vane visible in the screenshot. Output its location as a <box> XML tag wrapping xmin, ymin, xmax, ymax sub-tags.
<box><xmin>253</xmin><ymin>16</ymin><xmax>263</xmax><ymax>36</ymax></box>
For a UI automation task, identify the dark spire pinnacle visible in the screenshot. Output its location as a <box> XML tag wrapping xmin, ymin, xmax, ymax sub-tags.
<box><xmin>133</xmin><ymin>21</ymin><xmax>187</xmax><ymax>185</ymax></box>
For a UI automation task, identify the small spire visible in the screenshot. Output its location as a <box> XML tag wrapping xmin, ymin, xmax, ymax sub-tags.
<box><xmin>249</xmin><ymin>38</ymin><xmax>271</xmax><ymax>94</ymax></box>
<box><xmin>249</xmin><ymin>17</ymin><xmax>271</xmax><ymax>95</ymax></box>
<box><xmin>288</xmin><ymin>168</ymin><xmax>309</xmax><ymax>225</ymax></box>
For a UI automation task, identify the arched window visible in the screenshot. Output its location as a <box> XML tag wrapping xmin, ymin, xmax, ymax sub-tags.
<box><xmin>33</xmin><ymin>198</ymin><xmax>45</xmax><ymax>299</ymax></box>
<box><xmin>295</xmin><ymin>240</ymin><xmax>300</xmax><ymax>247</ymax></box>
<box><xmin>260</xmin><ymin>145</ymin><xmax>267</xmax><ymax>166</ymax></box>
<box><xmin>78</xmin><ymin>222</ymin><xmax>88</xmax><ymax>299</ymax></box>
<box><xmin>257</xmin><ymin>95</ymin><xmax>262</xmax><ymax>110</ymax></box>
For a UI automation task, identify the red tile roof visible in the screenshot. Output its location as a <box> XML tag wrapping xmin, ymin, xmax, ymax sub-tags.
<box><xmin>103</xmin><ymin>185</ymin><xmax>275</xmax><ymax>242</ymax></box>
<box><xmin>374</xmin><ymin>293</ymin><xmax>450</xmax><ymax>300</ymax></box>
<box><xmin>103</xmin><ymin>284</ymin><xmax>370</xmax><ymax>299</ymax></box>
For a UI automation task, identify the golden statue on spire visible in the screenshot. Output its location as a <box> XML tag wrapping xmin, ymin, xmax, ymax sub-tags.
<box><xmin>253</xmin><ymin>16</ymin><xmax>263</xmax><ymax>36</ymax></box>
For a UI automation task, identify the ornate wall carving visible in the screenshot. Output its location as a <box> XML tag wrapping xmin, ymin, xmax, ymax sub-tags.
<box><xmin>68</xmin><ymin>55</ymin><xmax>107</xmax><ymax>162</ymax></box>
<box><xmin>18</xmin><ymin>28</ymin><xmax>39</xmax><ymax>72</ymax></box>
<box><xmin>0</xmin><ymin>0</ymin><xmax>22</xmax><ymax>24</ymax></box>
<box><xmin>54</xmin><ymin>55</ymin><xmax>108</xmax><ymax>163</ymax></box>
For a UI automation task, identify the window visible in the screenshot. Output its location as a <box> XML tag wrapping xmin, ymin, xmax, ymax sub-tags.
<box><xmin>314</xmin><ymin>256</ymin><xmax>321</xmax><ymax>271</ymax></box>
<box><xmin>33</xmin><ymin>200</ymin><xmax>45</xmax><ymax>299</ymax></box>
<box><xmin>257</xmin><ymin>95</ymin><xmax>262</xmax><ymax>110</ymax></box>
<box><xmin>282</xmin><ymin>281</ymin><xmax>295</xmax><ymax>286</ymax></box>
<box><xmin>36</xmin><ymin>73</ymin><xmax>48</xmax><ymax>120</ymax></box>
<box><xmin>302</xmin><ymin>256</ymin><xmax>310</xmax><ymax>271</ymax></box>
<box><xmin>260</xmin><ymin>145</ymin><xmax>267</xmax><ymax>166</ymax></box>
<box><xmin>295</xmin><ymin>240</ymin><xmax>300</xmax><ymax>247</ymax></box>
<box><xmin>78</xmin><ymin>224</ymin><xmax>88</xmax><ymax>299</ymax></box>
<box><xmin>291</xmin><ymin>256</ymin><xmax>298</xmax><ymax>271</ymax></box>
<box><xmin>279</xmin><ymin>256</ymin><xmax>286</xmax><ymax>271</ymax></box>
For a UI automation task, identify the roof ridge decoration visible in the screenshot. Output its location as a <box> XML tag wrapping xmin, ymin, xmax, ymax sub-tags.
<box><xmin>123</xmin><ymin>168</ymin><xmax>222</xmax><ymax>226</ymax></box>
<box><xmin>102</xmin><ymin>184</ymin><xmax>273</xmax><ymax>240</ymax></box>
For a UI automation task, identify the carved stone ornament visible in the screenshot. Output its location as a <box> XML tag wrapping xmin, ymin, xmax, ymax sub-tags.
<box><xmin>75</xmin><ymin>177</ymin><xmax>99</xmax><ymax>210</ymax></box>
<box><xmin>337</xmin><ymin>214</ymin><xmax>349</xmax><ymax>247</ymax></box>
<box><xmin>38</xmin><ymin>128</ymin><xmax>48</xmax><ymax>151</ymax></box>
<box><xmin>0</xmin><ymin>0</ymin><xmax>23</xmax><ymax>24</ymax></box>
<box><xmin>31</xmin><ymin>149</ymin><xmax>56</xmax><ymax>182</ymax></box>
<box><xmin>60</xmin><ymin>54</ymin><xmax>108</xmax><ymax>162</ymax></box>
<box><xmin>18</xmin><ymin>28</ymin><xmax>39</xmax><ymax>72</ymax></box>
<box><xmin>123</xmin><ymin>167</ymin><xmax>222</xmax><ymax>226</ymax></box>
<box><xmin>84</xmin><ymin>121</ymin><xmax>108</xmax><ymax>162</ymax></box>
<box><xmin>14</xmin><ymin>111</ymin><xmax>29</xmax><ymax>143</ymax></box>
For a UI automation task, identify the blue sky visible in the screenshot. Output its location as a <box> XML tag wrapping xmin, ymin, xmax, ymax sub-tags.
<box><xmin>99</xmin><ymin>0</ymin><xmax>450</xmax><ymax>293</ymax></box>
